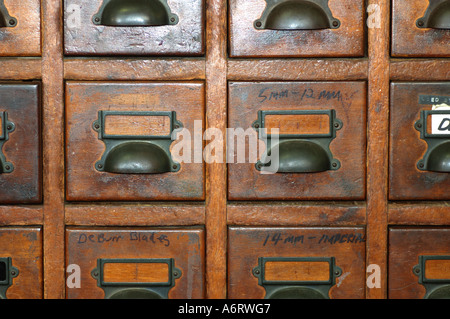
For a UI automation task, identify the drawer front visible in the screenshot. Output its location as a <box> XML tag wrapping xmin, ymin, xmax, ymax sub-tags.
<box><xmin>389</xmin><ymin>82</ymin><xmax>450</xmax><ymax>200</ymax></box>
<box><xmin>64</xmin><ymin>0</ymin><xmax>205</xmax><ymax>56</ymax></box>
<box><xmin>228</xmin><ymin>81</ymin><xmax>367</xmax><ymax>200</ymax></box>
<box><xmin>65</xmin><ymin>81</ymin><xmax>205</xmax><ymax>201</ymax></box>
<box><xmin>228</xmin><ymin>227</ymin><xmax>366</xmax><ymax>299</ymax></box>
<box><xmin>0</xmin><ymin>227</ymin><xmax>43</xmax><ymax>299</ymax></box>
<box><xmin>229</xmin><ymin>0</ymin><xmax>365</xmax><ymax>57</ymax></box>
<box><xmin>392</xmin><ymin>0</ymin><xmax>450</xmax><ymax>57</ymax></box>
<box><xmin>65</xmin><ymin>227</ymin><xmax>205</xmax><ymax>299</ymax></box>
<box><xmin>0</xmin><ymin>83</ymin><xmax>41</xmax><ymax>204</ymax></box>
<box><xmin>0</xmin><ymin>0</ymin><xmax>41</xmax><ymax>56</ymax></box>
<box><xmin>389</xmin><ymin>228</ymin><xmax>450</xmax><ymax>299</ymax></box>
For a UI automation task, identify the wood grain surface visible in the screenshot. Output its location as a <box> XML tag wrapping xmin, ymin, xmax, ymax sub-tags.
<box><xmin>65</xmin><ymin>227</ymin><xmax>205</xmax><ymax>299</ymax></box>
<box><xmin>65</xmin><ymin>81</ymin><xmax>205</xmax><ymax>201</ymax></box>
<box><xmin>0</xmin><ymin>83</ymin><xmax>41</xmax><ymax>204</ymax></box>
<box><xmin>389</xmin><ymin>227</ymin><xmax>450</xmax><ymax>299</ymax></box>
<box><xmin>0</xmin><ymin>227</ymin><xmax>43</xmax><ymax>299</ymax></box>
<box><xmin>0</xmin><ymin>0</ymin><xmax>41</xmax><ymax>56</ymax></box>
<box><xmin>64</xmin><ymin>0</ymin><xmax>205</xmax><ymax>56</ymax></box>
<box><xmin>229</xmin><ymin>0</ymin><xmax>365</xmax><ymax>57</ymax></box>
<box><xmin>228</xmin><ymin>81</ymin><xmax>367</xmax><ymax>200</ymax></box>
<box><xmin>389</xmin><ymin>82</ymin><xmax>450</xmax><ymax>200</ymax></box>
<box><xmin>228</xmin><ymin>227</ymin><xmax>366</xmax><ymax>299</ymax></box>
<box><xmin>392</xmin><ymin>0</ymin><xmax>450</xmax><ymax>57</ymax></box>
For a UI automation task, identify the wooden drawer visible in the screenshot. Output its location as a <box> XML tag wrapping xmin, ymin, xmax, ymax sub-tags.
<box><xmin>392</xmin><ymin>0</ymin><xmax>450</xmax><ymax>57</ymax></box>
<box><xmin>228</xmin><ymin>227</ymin><xmax>366</xmax><ymax>299</ymax></box>
<box><xmin>389</xmin><ymin>82</ymin><xmax>450</xmax><ymax>200</ymax></box>
<box><xmin>63</xmin><ymin>0</ymin><xmax>205</xmax><ymax>56</ymax></box>
<box><xmin>0</xmin><ymin>227</ymin><xmax>43</xmax><ymax>299</ymax></box>
<box><xmin>0</xmin><ymin>82</ymin><xmax>41</xmax><ymax>204</ymax></box>
<box><xmin>0</xmin><ymin>0</ymin><xmax>41</xmax><ymax>56</ymax></box>
<box><xmin>228</xmin><ymin>81</ymin><xmax>367</xmax><ymax>200</ymax></box>
<box><xmin>228</xmin><ymin>0</ymin><xmax>365</xmax><ymax>57</ymax></box>
<box><xmin>389</xmin><ymin>227</ymin><xmax>450</xmax><ymax>299</ymax></box>
<box><xmin>65</xmin><ymin>81</ymin><xmax>205</xmax><ymax>202</ymax></box>
<box><xmin>65</xmin><ymin>227</ymin><xmax>205</xmax><ymax>299</ymax></box>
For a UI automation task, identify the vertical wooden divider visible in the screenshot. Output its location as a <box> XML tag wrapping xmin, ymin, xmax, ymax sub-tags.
<box><xmin>205</xmin><ymin>0</ymin><xmax>228</xmax><ymax>298</ymax></box>
<box><xmin>366</xmin><ymin>0</ymin><xmax>390</xmax><ymax>298</ymax></box>
<box><xmin>42</xmin><ymin>0</ymin><xmax>65</xmax><ymax>298</ymax></box>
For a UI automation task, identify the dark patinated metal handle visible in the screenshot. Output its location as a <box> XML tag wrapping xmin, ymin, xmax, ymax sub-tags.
<box><xmin>253</xmin><ymin>109</ymin><xmax>342</xmax><ymax>173</ymax></box>
<box><xmin>252</xmin><ymin>256</ymin><xmax>342</xmax><ymax>299</ymax></box>
<box><xmin>93</xmin><ymin>0</ymin><xmax>179</xmax><ymax>27</ymax></box>
<box><xmin>0</xmin><ymin>257</ymin><xmax>19</xmax><ymax>299</ymax></box>
<box><xmin>91</xmin><ymin>258</ymin><xmax>182</xmax><ymax>299</ymax></box>
<box><xmin>0</xmin><ymin>1</ymin><xmax>16</xmax><ymax>28</ymax></box>
<box><xmin>254</xmin><ymin>0</ymin><xmax>340</xmax><ymax>31</ymax></box>
<box><xmin>0</xmin><ymin>112</ymin><xmax>15</xmax><ymax>174</ymax></box>
<box><xmin>415</xmin><ymin>109</ymin><xmax>450</xmax><ymax>173</ymax></box>
<box><xmin>416</xmin><ymin>0</ymin><xmax>450</xmax><ymax>29</ymax></box>
<box><xmin>93</xmin><ymin>110</ymin><xmax>183</xmax><ymax>174</ymax></box>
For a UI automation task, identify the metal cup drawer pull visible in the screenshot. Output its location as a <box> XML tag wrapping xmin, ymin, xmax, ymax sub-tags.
<box><xmin>91</xmin><ymin>258</ymin><xmax>182</xmax><ymax>299</ymax></box>
<box><xmin>252</xmin><ymin>257</ymin><xmax>342</xmax><ymax>299</ymax></box>
<box><xmin>93</xmin><ymin>0</ymin><xmax>179</xmax><ymax>27</ymax></box>
<box><xmin>252</xmin><ymin>109</ymin><xmax>342</xmax><ymax>173</ymax></box>
<box><xmin>416</xmin><ymin>0</ymin><xmax>450</xmax><ymax>29</ymax></box>
<box><xmin>0</xmin><ymin>257</ymin><xmax>19</xmax><ymax>299</ymax></box>
<box><xmin>0</xmin><ymin>1</ymin><xmax>17</xmax><ymax>28</ymax></box>
<box><xmin>254</xmin><ymin>0</ymin><xmax>340</xmax><ymax>31</ymax></box>
<box><xmin>413</xmin><ymin>256</ymin><xmax>450</xmax><ymax>299</ymax></box>
<box><xmin>0</xmin><ymin>111</ymin><xmax>15</xmax><ymax>174</ymax></box>
<box><xmin>414</xmin><ymin>108</ymin><xmax>450</xmax><ymax>173</ymax></box>
<box><xmin>93</xmin><ymin>110</ymin><xmax>183</xmax><ymax>174</ymax></box>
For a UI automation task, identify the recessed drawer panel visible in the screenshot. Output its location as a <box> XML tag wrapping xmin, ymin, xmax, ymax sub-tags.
<box><xmin>65</xmin><ymin>81</ymin><xmax>205</xmax><ymax>202</ymax></box>
<box><xmin>0</xmin><ymin>82</ymin><xmax>42</xmax><ymax>204</ymax></box>
<box><xmin>0</xmin><ymin>227</ymin><xmax>43</xmax><ymax>299</ymax></box>
<box><xmin>0</xmin><ymin>0</ymin><xmax>41</xmax><ymax>56</ymax></box>
<box><xmin>64</xmin><ymin>0</ymin><xmax>205</xmax><ymax>56</ymax></box>
<box><xmin>389</xmin><ymin>228</ymin><xmax>450</xmax><ymax>299</ymax></box>
<box><xmin>229</xmin><ymin>0</ymin><xmax>365</xmax><ymax>57</ymax></box>
<box><xmin>228</xmin><ymin>227</ymin><xmax>366</xmax><ymax>299</ymax></box>
<box><xmin>65</xmin><ymin>227</ymin><xmax>205</xmax><ymax>299</ymax></box>
<box><xmin>392</xmin><ymin>0</ymin><xmax>450</xmax><ymax>57</ymax></box>
<box><xmin>389</xmin><ymin>82</ymin><xmax>450</xmax><ymax>200</ymax></box>
<box><xmin>228</xmin><ymin>81</ymin><xmax>367</xmax><ymax>200</ymax></box>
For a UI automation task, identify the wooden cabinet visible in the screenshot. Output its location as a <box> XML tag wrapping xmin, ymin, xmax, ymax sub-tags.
<box><xmin>65</xmin><ymin>81</ymin><xmax>205</xmax><ymax>201</ymax></box>
<box><xmin>63</xmin><ymin>0</ymin><xmax>205</xmax><ymax>56</ymax></box>
<box><xmin>65</xmin><ymin>227</ymin><xmax>205</xmax><ymax>299</ymax></box>
<box><xmin>228</xmin><ymin>0</ymin><xmax>365</xmax><ymax>57</ymax></box>
<box><xmin>0</xmin><ymin>82</ymin><xmax>42</xmax><ymax>204</ymax></box>
<box><xmin>389</xmin><ymin>228</ymin><xmax>450</xmax><ymax>299</ymax></box>
<box><xmin>0</xmin><ymin>227</ymin><xmax>43</xmax><ymax>299</ymax></box>
<box><xmin>392</xmin><ymin>0</ymin><xmax>450</xmax><ymax>57</ymax></box>
<box><xmin>228</xmin><ymin>227</ymin><xmax>366</xmax><ymax>299</ymax></box>
<box><xmin>0</xmin><ymin>0</ymin><xmax>41</xmax><ymax>56</ymax></box>
<box><xmin>228</xmin><ymin>81</ymin><xmax>367</xmax><ymax>200</ymax></box>
<box><xmin>390</xmin><ymin>82</ymin><xmax>450</xmax><ymax>200</ymax></box>
<box><xmin>0</xmin><ymin>0</ymin><xmax>448</xmax><ymax>300</ymax></box>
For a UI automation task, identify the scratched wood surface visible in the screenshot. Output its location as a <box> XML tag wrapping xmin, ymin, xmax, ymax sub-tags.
<box><xmin>389</xmin><ymin>82</ymin><xmax>450</xmax><ymax>200</ymax></box>
<box><xmin>65</xmin><ymin>228</ymin><xmax>205</xmax><ymax>299</ymax></box>
<box><xmin>65</xmin><ymin>81</ymin><xmax>205</xmax><ymax>201</ymax></box>
<box><xmin>389</xmin><ymin>227</ymin><xmax>450</xmax><ymax>299</ymax></box>
<box><xmin>0</xmin><ymin>227</ymin><xmax>43</xmax><ymax>299</ymax></box>
<box><xmin>0</xmin><ymin>0</ymin><xmax>41</xmax><ymax>56</ymax></box>
<box><xmin>0</xmin><ymin>83</ymin><xmax>41</xmax><ymax>204</ymax></box>
<box><xmin>228</xmin><ymin>81</ymin><xmax>367</xmax><ymax>200</ymax></box>
<box><xmin>228</xmin><ymin>0</ymin><xmax>365</xmax><ymax>57</ymax></box>
<box><xmin>227</xmin><ymin>227</ymin><xmax>366</xmax><ymax>299</ymax></box>
<box><xmin>63</xmin><ymin>0</ymin><xmax>205</xmax><ymax>56</ymax></box>
<box><xmin>0</xmin><ymin>0</ymin><xmax>449</xmax><ymax>300</ymax></box>
<box><xmin>392</xmin><ymin>0</ymin><xmax>450</xmax><ymax>57</ymax></box>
